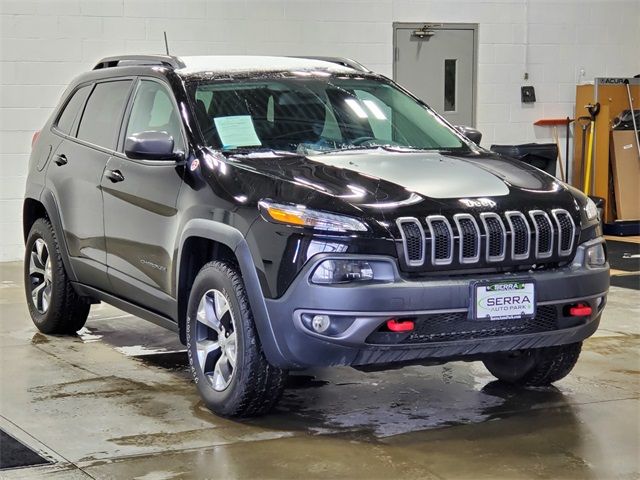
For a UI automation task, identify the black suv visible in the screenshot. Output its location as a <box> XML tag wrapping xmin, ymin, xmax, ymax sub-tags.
<box><xmin>24</xmin><ymin>55</ymin><xmax>609</xmax><ymax>417</ymax></box>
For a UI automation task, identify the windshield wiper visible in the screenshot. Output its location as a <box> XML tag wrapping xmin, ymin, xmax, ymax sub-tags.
<box><xmin>318</xmin><ymin>144</ymin><xmax>428</xmax><ymax>154</ymax></box>
<box><xmin>322</xmin><ymin>144</ymin><xmax>472</xmax><ymax>155</ymax></box>
<box><xmin>316</xmin><ymin>144</ymin><xmax>391</xmax><ymax>154</ymax></box>
<box><xmin>221</xmin><ymin>147</ymin><xmax>299</xmax><ymax>157</ymax></box>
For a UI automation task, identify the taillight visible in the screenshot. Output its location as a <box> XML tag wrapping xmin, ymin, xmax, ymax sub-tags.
<box><xmin>32</xmin><ymin>130</ymin><xmax>41</xmax><ymax>149</ymax></box>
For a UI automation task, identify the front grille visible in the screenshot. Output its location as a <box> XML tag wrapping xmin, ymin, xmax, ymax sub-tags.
<box><xmin>367</xmin><ymin>305</ymin><xmax>558</xmax><ymax>344</ymax></box>
<box><xmin>505</xmin><ymin>211</ymin><xmax>530</xmax><ymax>259</ymax></box>
<box><xmin>530</xmin><ymin>210</ymin><xmax>554</xmax><ymax>258</ymax></box>
<box><xmin>480</xmin><ymin>213</ymin><xmax>506</xmax><ymax>261</ymax></box>
<box><xmin>396</xmin><ymin>209</ymin><xmax>576</xmax><ymax>270</ymax></box>
<box><xmin>397</xmin><ymin>218</ymin><xmax>425</xmax><ymax>266</ymax></box>
<box><xmin>552</xmin><ymin>209</ymin><xmax>575</xmax><ymax>255</ymax></box>
<box><xmin>427</xmin><ymin>216</ymin><xmax>453</xmax><ymax>264</ymax></box>
<box><xmin>454</xmin><ymin>214</ymin><xmax>480</xmax><ymax>263</ymax></box>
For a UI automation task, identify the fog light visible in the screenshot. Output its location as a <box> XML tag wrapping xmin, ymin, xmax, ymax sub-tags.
<box><xmin>586</xmin><ymin>243</ymin><xmax>606</xmax><ymax>266</ymax></box>
<box><xmin>311</xmin><ymin>259</ymin><xmax>374</xmax><ymax>284</ymax></box>
<box><xmin>311</xmin><ymin>314</ymin><xmax>331</xmax><ymax>333</ymax></box>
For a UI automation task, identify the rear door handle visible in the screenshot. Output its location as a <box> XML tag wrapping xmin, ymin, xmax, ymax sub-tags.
<box><xmin>104</xmin><ymin>169</ymin><xmax>124</xmax><ymax>183</ymax></box>
<box><xmin>54</xmin><ymin>154</ymin><xmax>68</xmax><ymax>166</ymax></box>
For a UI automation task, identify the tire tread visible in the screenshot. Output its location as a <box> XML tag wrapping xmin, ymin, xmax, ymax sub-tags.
<box><xmin>484</xmin><ymin>342</ymin><xmax>582</xmax><ymax>386</ymax></box>
<box><xmin>25</xmin><ymin>218</ymin><xmax>90</xmax><ymax>334</ymax></box>
<box><xmin>189</xmin><ymin>261</ymin><xmax>286</xmax><ymax>417</ymax></box>
<box><xmin>520</xmin><ymin>342</ymin><xmax>582</xmax><ymax>386</ymax></box>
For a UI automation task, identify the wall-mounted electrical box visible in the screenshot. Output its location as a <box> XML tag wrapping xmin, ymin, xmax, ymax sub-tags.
<box><xmin>521</xmin><ymin>86</ymin><xmax>536</xmax><ymax>103</ymax></box>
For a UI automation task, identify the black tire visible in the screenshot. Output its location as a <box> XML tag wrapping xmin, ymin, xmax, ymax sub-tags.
<box><xmin>186</xmin><ymin>261</ymin><xmax>287</xmax><ymax>417</ymax></box>
<box><xmin>483</xmin><ymin>342</ymin><xmax>582</xmax><ymax>386</ymax></box>
<box><xmin>24</xmin><ymin>218</ymin><xmax>90</xmax><ymax>334</ymax></box>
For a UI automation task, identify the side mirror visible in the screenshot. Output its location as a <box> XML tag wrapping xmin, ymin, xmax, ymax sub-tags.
<box><xmin>124</xmin><ymin>131</ymin><xmax>183</xmax><ymax>161</ymax></box>
<box><xmin>455</xmin><ymin>125</ymin><xmax>482</xmax><ymax>145</ymax></box>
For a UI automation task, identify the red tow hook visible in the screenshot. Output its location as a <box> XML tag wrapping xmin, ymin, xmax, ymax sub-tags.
<box><xmin>386</xmin><ymin>318</ymin><xmax>415</xmax><ymax>332</ymax></box>
<box><xmin>568</xmin><ymin>303</ymin><xmax>592</xmax><ymax>317</ymax></box>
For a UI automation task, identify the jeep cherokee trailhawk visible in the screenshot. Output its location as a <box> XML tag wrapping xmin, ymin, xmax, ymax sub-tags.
<box><xmin>23</xmin><ymin>55</ymin><xmax>609</xmax><ymax>416</ymax></box>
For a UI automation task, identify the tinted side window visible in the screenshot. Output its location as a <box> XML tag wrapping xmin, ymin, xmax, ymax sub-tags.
<box><xmin>126</xmin><ymin>80</ymin><xmax>184</xmax><ymax>151</ymax></box>
<box><xmin>56</xmin><ymin>85</ymin><xmax>91</xmax><ymax>135</ymax></box>
<box><xmin>77</xmin><ymin>80</ymin><xmax>132</xmax><ymax>149</ymax></box>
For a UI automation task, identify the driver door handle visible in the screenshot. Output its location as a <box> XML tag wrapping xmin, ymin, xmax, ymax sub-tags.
<box><xmin>54</xmin><ymin>154</ymin><xmax>68</xmax><ymax>166</ymax></box>
<box><xmin>104</xmin><ymin>169</ymin><xmax>124</xmax><ymax>183</ymax></box>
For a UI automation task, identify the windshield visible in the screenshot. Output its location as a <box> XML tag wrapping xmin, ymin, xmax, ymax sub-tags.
<box><xmin>188</xmin><ymin>75</ymin><xmax>468</xmax><ymax>154</ymax></box>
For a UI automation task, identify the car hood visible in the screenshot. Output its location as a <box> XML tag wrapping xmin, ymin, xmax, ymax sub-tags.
<box><xmin>309</xmin><ymin>150</ymin><xmax>513</xmax><ymax>199</ymax></box>
<box><xmin>225</xmin><ymin>148</ymin><xmax>572</xmax><ymax>219</ymax></box>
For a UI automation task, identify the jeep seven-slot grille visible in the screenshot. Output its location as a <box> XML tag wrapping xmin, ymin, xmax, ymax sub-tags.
<box><xmin>396</xmin><ymin>209</ymin><xmax>576</xmax><ymax>269</ymax></box>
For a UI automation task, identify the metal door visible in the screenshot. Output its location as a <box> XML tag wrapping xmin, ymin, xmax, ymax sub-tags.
<box><xmin>394</xmin><ymin>23</ymin><xmax>477</xmax><ymax>127</ymax></box>
<box><xmin>45</xmin><ymin>138</ymin><xmax>111</xmax><ymax>291</ymax></box>
<box><xmin>101</xmin><ymin>78</ymin><xmax>186</xmax><ymax>314</ymax></box>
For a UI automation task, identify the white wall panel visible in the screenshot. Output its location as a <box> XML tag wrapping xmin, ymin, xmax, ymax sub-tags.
<box><xmin>0</xmin><ymin>0</ymin><xmax>638</xmax><ymax>260</ymax></box>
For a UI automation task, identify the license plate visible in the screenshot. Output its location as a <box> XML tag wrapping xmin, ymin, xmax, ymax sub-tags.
<box><xmin>471</xmin><ymin>280</ymin><xmax>536</xmax><ymax>321</ymax></box>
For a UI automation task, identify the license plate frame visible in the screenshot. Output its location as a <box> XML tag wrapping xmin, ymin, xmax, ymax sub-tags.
<box><xmin>470</xmin><ymin>279</ymin><xmax>537</xmax><ymax>321</ymax></box>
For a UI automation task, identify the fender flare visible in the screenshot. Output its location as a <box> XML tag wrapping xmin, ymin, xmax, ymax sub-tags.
<box><xmin>177</xmin><ymin>219</ymin><xmax>287</xmax><ymax>366</ymax></box>
<box><xmin>35</xmin><ymin>190</ymin><xmax>78</xmax><ymax>282</ymax></box>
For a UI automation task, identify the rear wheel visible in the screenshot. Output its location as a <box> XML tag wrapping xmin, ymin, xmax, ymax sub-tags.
<box><xmin>483</xmin><ymin>342</ymin><xmax>582</xmax><ymax>386</ymax></box>
<box><xmin>24</xmin><ymin>218</ymin><xmax>90</xmax><ymax>334</ymax></box>
<box><xmin>186</xmin><ymin>261</ymin><xmax>287</xmax><ymax>417</ymax></box>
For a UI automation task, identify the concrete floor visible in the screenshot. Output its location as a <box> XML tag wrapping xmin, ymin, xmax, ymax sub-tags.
<box><xmin>0</xmin><ymin>261</ymin><xmax>638</xmax><ymax>479</ymax></box>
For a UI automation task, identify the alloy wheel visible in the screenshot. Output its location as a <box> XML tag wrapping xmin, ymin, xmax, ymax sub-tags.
<box><xmin>194</xmin><ymin>289</ymin><xmax>237</xmax><ymax>391</ymax></box>
<box><xmin>29</xmin><ymin>238</ymin><xmax>52</xmax><ymax>314</ymax></box>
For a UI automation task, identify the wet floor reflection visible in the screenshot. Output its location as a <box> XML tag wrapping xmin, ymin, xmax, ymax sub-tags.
<box><xmin>67</xmin><ymin>319</ymin><xmax>610</xmax><ymax>446</ymax></box>
<box><xmin>121</xmin><ymin>345</ymin><xmax>580</xmax><ymax>440</ymax></box>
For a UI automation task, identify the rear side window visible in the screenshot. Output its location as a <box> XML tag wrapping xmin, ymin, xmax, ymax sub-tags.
<box><xmin>55</xmin><ymin>85</ymin><xmax>91</xmax><ymax>135</ymax></box>
<box><xmin>77</xmin><ymin>80</ymin><xmax>132</xmax><ymax>149</ymax></box>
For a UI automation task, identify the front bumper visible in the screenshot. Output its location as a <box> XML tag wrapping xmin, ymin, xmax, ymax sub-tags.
<box><xmin>262</xmin><ymin>238</ymin><xmax>609</xmax><ymax>369</ymax></box>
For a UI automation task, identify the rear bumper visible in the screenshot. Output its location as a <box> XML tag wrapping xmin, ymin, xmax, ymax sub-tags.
<box><xmin>261</xmin><ymin>238</ymin><xmax>609</xmax><ymax>369</ymax></box>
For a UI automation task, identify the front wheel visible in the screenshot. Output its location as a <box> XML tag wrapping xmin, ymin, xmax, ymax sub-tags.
<box><xmin>483</xmin><ymin>342</ymin><xmax>582</xmax><ymax>386</ymax></box>
<box><xmin>186</xmin><ymin>261</ymin><xmax>287</xmax><ymax>417</ymax></box>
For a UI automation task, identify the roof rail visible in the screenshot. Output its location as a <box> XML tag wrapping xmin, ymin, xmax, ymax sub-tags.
<box><xmin>93</xmin><ymin>55</ymin><xmax>186</xmax><ymax>70</ymax></box>
<box><xmin>293</xmin><ymin>56</ymin><xmax>371</xmax><ymax>73</ymax></box>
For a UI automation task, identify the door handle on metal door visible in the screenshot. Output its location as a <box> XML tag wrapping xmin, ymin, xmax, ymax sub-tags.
<box><xmin>54</xmin><ymin>154</ymin><xmax>68</xmax><ymax>166</ymax></box>
<box><xmin>104</xmin><ymin>169</ymin><xmax>124</xmax><ymax>183</ymax></box>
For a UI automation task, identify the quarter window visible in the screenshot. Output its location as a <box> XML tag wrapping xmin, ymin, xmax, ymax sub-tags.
<box><xmin>76</xmin><ymin>80</ymin><xmax>133</xmax><ymax>149</ymax></box>
<box><xmin>56</xmin><ymin>85</ymin><xmax>91</xmax><ymax>135</ymax></box>
<box><xmin>126</xmin><ymin>80</ymin><xmax>184</xmax><ymax>152</ymax></box>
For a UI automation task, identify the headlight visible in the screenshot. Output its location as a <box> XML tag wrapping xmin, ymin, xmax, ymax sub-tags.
<box><xmin>259</xmin><ymin>200</ymin><xmax>368</xmax><ymax>232</ymax></box>
<box><xmin>585</xmin><ymin>197</ymin><xmax>599</xmax><ymax>221</ymax></box>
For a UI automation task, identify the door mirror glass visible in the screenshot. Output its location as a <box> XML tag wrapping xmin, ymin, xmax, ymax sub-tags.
<box><xmin>455</xmin><ymin>125</ymin><xmax>482</xmax><ymax>145</ymax></box>
<box><xmin>124</xmin><ymin>131</ymin><xmax>182</xmax><ymax>160</ymax></box>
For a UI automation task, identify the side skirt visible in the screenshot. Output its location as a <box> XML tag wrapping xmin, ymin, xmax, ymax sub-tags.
<box><xmin>71</xmin><ymin>282</ymin><xmax>179</xmax><ymax>333</ymax></box>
